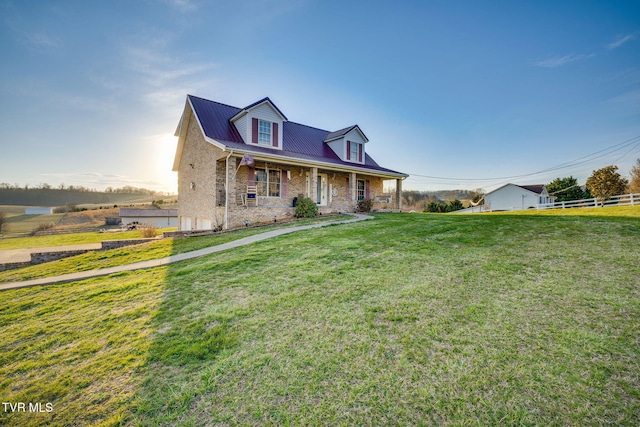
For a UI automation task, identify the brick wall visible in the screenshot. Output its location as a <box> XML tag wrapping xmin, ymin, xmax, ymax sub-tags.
<box><xmin>177</xmin><ymin>112</ymin><xmax>226</xmax><ymax>229</ymax></box>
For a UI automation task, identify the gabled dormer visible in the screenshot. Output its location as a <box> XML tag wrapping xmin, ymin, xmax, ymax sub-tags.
<box><xmin>230</xmin><ymin>97</ymin><xmax>287</xmax><ymax>150</ymax></box>
<box><xmin>324</xmin><ymin>125</ymin><xmax>368</xmax><ymax>165</ymax></box>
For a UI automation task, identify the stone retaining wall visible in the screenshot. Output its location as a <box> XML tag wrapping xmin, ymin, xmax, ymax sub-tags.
<box><xmin>30</xmin><ymin>250</ymin><xmax>91</xmax><ymax>264</ymax></box>
<box><xmin>101</xmin><ymin>238</ymin><xmax>156</xmax><ymax>250</ymax></box>
<box><xmin>0</xmin><ymin>261</ymin><xmax>31</xmax><ymax>272</ymax></box>
<box><xmin>0</xmin><ymin>238</ymin><xmax>157</xmax><ymax>272</ymax></box>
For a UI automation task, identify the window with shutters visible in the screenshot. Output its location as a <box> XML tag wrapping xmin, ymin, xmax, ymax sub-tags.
<box><xmin>346</xmin><ymin>140</ymin><xmax>363</xmax><ymax>163</ymax></box>
<box><xmin>357</xmin><ymin>179</ymin><xmax>366</xmax><ymax>201</ymax></box>
<box><xmin>268</xmin><ymin>169</ymin><xmax>280</xmax><ymax>197</ymax></box>
<box><xmin>255</xmin><ymin>167</ymin><xmax>280</xmax><ymax>197</ymax></box>
<box><xmin>350</xmin><ymin>142</ymin><xmax>359</xmax><ymax>161</ymax></box>
<box><xmin>258</xmin><ymin>120</ymin><xmax>272</xmax><ymax>145</ymax></box>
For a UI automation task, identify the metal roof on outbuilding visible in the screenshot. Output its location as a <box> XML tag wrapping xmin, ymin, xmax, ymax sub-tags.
<box><xmin>119</xmin><ymin>209</ymin><xmax>178</xmax><ymax>218</ymax></box>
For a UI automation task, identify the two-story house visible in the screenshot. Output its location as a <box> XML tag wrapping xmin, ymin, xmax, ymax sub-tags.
<box><xmin>173</xmin><ymin>95</ymin><xmax>408</xmax><ymax>230</ymax></box>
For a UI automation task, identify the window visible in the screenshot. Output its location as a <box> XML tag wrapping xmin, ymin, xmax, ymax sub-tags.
<box><xmin>258</xmin><ymin>120</ymin><xmax>271</xmax><ymax>145</ymax></box>
<box><xmin>255</xmin><ymin>169</ymin><xmax>267</xmax><ymax>196</ymax></box>
<box><xmin>255</xmin><ymin>167</ymin><xmax>280</xmax><ymax>197</ymax></box>
<box><xmin>268</xmin><ymin>169</ymin><xmax>281</xmax><ymax>197</ymax></box>
<box><xmin>350</xmin><ymin>142</ymin><xmax>359</xmax><ymax>162</ymax></box>
<box><xmin>357</xmin><ymin>179</ymin><xmax>366</xmax><ymax>201</ymax></box>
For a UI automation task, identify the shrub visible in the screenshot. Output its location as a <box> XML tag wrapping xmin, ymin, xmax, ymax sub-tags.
<box><xmin>448</xmin><ymin>199</ymin><xmax>463</xmax><ymax>211</ymax></box>
<box><xmin>31</xmin><ymin>222</ymin><xmax>55</xmax><ymax>235</ymax></box>
<box><xmin>357</xmin><ymin>198</ymin><xmax>373</xmax><ymax>213</ymax></box>
<box><xmin>139</xmin><ymin>224</ymin><xmax>157</xmax><ymax>238</ymax></box>
<box><xmin>424</xmin><ymin>199</ymin><xmax>463</xmax><ymax>213</ymax></box>
<box><xmin>425</xmin><ymin>201</ymin><xmax>445</xmax><ymax>212</ymax></box>
<box><xmin>295</xmin><ymin>197</ymin><xmax>318</xmax><ymax>218</ymax></box>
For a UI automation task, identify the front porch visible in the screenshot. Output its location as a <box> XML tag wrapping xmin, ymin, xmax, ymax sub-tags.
<box><xmin>218</xmin><ymin>156</ymin><xmax>403</xmax><ymax>229</ymax></box>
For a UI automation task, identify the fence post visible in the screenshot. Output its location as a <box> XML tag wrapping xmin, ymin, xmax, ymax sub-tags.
<box><xmin>632</xmin><ymin>193</ymin><xmax>635</xmax><ymax>206</ymax></box>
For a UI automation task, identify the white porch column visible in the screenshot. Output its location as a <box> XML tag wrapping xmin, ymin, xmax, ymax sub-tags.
<box><xmin>350</xmin><ymin>172</ymin><xmax>357</xmax><ymax>206</ymax></box>
<box><xmin>396</xmin><ymin>178</ymin><xmax>403</xmax><ymax>211</ymax></box>
<box><xmin>311</xmin><ymin>167</ymin><xmax>318</xmax><ymax>204</ymax></box>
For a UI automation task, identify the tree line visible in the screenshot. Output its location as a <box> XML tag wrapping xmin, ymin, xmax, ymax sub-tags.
<box><xmin>0</xmin><ymin>183</ymin><xmax>173</xmax><ymax>206</ymax></box>
<box><xmin>548</xmin><ymin>160</ymin><xmax>640</xmax><ymax>203</ymax></box>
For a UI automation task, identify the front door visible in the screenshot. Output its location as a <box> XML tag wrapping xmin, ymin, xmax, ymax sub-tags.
<box><xmin>317</xmin><ymin>174</ymin><xmax>328</xmax><ymax>206</ymax></box>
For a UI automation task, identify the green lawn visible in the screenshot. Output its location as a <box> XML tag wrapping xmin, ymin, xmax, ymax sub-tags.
<box><xmin>0</xmin><ymin>215</ymin><xmax>353</xmax><ymax>282</ymax></box>
<box><xmin>0</xmin><ymin>211</ymin><xmax>639</xmax><ymax>426</ymax></box>
<box><xmin>499</xmin><ymin>204</ymin><xmax>640</xmax><ymax>217</ymax></box>
<box><xmin>1</xmin><ymin>213</ymin><xmax>65</xmax><ymax>237</ymax></box>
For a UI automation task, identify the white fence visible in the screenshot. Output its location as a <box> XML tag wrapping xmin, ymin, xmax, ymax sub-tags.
<box><xmin>512</xmin><ymin>192</ymin><xmax>639</xmax><ymax>212</ymax></box>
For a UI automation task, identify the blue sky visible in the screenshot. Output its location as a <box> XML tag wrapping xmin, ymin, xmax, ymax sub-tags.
<box><xmin>1</xmin><ymin>0</ymin><xmax>639</xmax><ymax>194</ymax></box>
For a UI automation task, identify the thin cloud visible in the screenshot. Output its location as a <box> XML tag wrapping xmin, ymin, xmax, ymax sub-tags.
<box><xmin>607</xmin><ymin>32</ymin><xmax>637</xmax><ymax>50</ymax></box>
<box><xmin>534</xmin><ymin>53</ymin><xmax>595</xmax><ymax>68</ymax></box>
<box><xmin>163</xmin><ymin>0</ymin><xmax>197</xmax><ymax>12</ymax></box>
<box><xmin>122</xmin><ymin>44</ymin><xmax>216</xmax><ymax>113</ymax></box>
<box><xmin>23</xmin><ymin>31</ymin><xmax>60</xmax><ymax>49</ymax></box>
<box><xmin>3</xmin><ymin>18</ymin><xmax>62</xmax><ymax>51</ymax></box>
<box><xmin>604</xmin><ymin>88</ymin><xmax>640</xmax><ymax>111</ymax></box>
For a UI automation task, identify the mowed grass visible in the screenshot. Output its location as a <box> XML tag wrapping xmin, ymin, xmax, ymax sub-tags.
<box><xmin>2</xmin><ymin>213</ymin><xmax>65</xmax><ymax>237</ymax></box>
<box><xmin>0</xmin><ymin>215</ymin><xmax>353</xmax><ymax>282</ymax></box>
<box><xmin>498</xmin><ymin>204</ymin><xmax>640</xmax><ymax>218</ymax></box>
<box><xmin>0</xmin><ymin>211</ymin><xmax>639</xmax><ymax>426</ymax></box>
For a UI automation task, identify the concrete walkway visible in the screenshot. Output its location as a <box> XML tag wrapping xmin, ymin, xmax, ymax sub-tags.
<box><xmin>0</xmin><ymin>214</ymin><xmax>372</xmax><ymax>291</ymax></box>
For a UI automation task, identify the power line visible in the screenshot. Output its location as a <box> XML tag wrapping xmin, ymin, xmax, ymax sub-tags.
<box><xmin>404</xmin><ymin>134</ymin><xmax>640</xmax><ymax>183</ymax></box>
<box><xmin>612</xmin><ymin>137</ymin><xmax>640</xmax><ymax>165</ymax></box>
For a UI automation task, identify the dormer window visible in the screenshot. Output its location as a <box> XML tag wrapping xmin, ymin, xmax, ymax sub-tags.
<box><xmin>346</xmin><ymin>140</ymin><xmax>363</xmax><ymax>163</ymax></box>
<box><xmin>258</xmin><ymin>120</ymin><xmax>272</xmax><ymax>145</ymax></box>
<box><xmin>231</xmin><ymin>98</ymin><xmax>286</xmax><ymax>150</ymax></box>
<box><xmin>349</xmin><ymin>142</ymin><xmax>359</xmax><ymax>161</ymax></box>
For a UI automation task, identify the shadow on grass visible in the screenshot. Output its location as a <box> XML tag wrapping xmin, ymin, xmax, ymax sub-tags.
<box><xmin>126</xmin><ymin>216</ymin><xmax>356</xmax><ymax>424</ymax></box>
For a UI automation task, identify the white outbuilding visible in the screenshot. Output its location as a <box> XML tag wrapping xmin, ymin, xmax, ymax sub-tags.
<box><xmin>119</xmin><ymin>208</ymin><xmax>178</xmax><ymax>228</ymax></box>
<box><xmin>25</xmin><ymin>207</ymin><xmax>54</xmax><ymax>215</ymax></box>
<box><xmin>484</xmin><ymin>184</ymin><xmax>555</xmax><ymax>211</ymax></box>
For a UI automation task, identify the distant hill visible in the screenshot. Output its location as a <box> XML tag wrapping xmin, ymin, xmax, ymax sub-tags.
<box><xmin>0</xmin><ymin>184</ymin><xmax>175</xmax><ymax>207</ymax></box>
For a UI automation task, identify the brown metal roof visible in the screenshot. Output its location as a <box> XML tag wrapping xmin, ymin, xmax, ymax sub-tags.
<box><xmin>119</xmin><ymin>209</ymin><xmax>178</xmax><ymax>218</ymax></box>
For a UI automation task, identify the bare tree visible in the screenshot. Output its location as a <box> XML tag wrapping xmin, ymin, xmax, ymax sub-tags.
<box><xmin>630</xmin><ymin>158</ymin><xmax>640</xmax><ymax>194</ymax></box>
<box><xmin>0</xmin><ymin>211</ymin><xmax>8</xmax><ymax>234</ymax></box>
